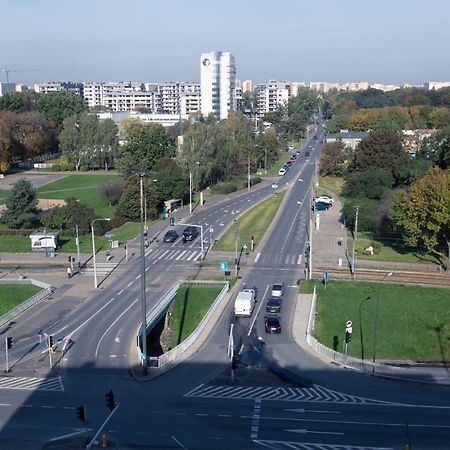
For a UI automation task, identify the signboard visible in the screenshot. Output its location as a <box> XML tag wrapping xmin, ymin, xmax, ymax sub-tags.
<box><xmin>220</xmin><ymin>262</ymin><xmax>229</xmax><ymax>272</ymax></box>
<box><xmin>29</xmin><ymin>232</ymin><xmax>59</xmax><ymax>252</ymax></box>
<box><xmin>345</xmin><ymin>320</ymin><xmax>353</xmax><ymax>334</ymax></box>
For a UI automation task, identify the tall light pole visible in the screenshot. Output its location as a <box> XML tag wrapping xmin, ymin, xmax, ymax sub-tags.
<box><xmin>247</xmin><ymin>154</ymin><xmax>251</xmax><ymax>191</ymax></box>
<box><xmin>351</xmin><ymin>206</ymin><xmax>359</xmax><ymax>277</ymax></box>
<box><xmin>139</xmin><ymin>174</ymin><xmax>148</xmax><ymax>374</ymax></box>
<box><xmin>372</xmin><ymin>272</ymin><xmax>393</xmax><ymax>364</ymax></box>
<box><xmin>234</xmin><ymin>219</ymin><xmax>239</xmax><ymax>276</ymax></box>
<box><xmin>91</xmin><ymin>217</ymin><xmax>111</xmax><ymax>289</ymax></box>
<box><xmin>189</xmin><ymin>161</ymin><xmax>199</xmax><ymax>214</ymax></box>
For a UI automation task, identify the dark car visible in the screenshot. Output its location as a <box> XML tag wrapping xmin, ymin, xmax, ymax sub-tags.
<box><xmin>285</xmin><ymin>160</ymin><xmax>293</xmax><ymax>167</ymax></box>
<box><xmin>266</xmin><ymin>297</ymin><xmax>282</xmax><ymax>313</ymax></box>
<box><xmin>264</xmin><ymin>315</ymin><xmax>281</xmax><ymax>334</ymax></box>
<box><xmin>163</xmin><ymin>230</ymin><xmax>178</xmax><ymax>243</ymax></box>
<box><xmin>312</xmin><ymin>202</ymin><xmax>331</xmax><ymax>212</ymax></box>
<box><xmin>182</xmin><ymin>226</ymin><xmax>199</xmax><ymax>242</ymax></box>
<box><xmin>305</xmin><ymin>151</ymin><xmax>310</xmax><ymax>157</ymax></box>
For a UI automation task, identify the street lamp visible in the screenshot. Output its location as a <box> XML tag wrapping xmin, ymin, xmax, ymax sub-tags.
<box><xmin>234</xmin><ymin>219</ymin><xmax>239</xmax><ymax>276</ymax></box>
<box><xmin>189</xmin><ymin>161</ymin><xmax>200</xmax><ymax>214</ymax></box>
<box><xmin>372</xmin><ymin>272</ymin><xmax>393</xmax><ymax>364</ymax></box>
<box><xmin>139</xmin><ymin>174</ymin><xmax>148</xmax><ymax>375</ymax></box>
<box><xmin>91</xmin><ymin>217</ymin><xmax>111</xmax><ymax>289</ymax></box>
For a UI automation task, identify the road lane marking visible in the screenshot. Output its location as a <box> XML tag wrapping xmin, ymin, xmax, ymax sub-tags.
<box><xmin>247</xmin><ymin>285</ymin><xmax>270</xmax><ymax>337</ymax></box>
<box><xmin>126</xmin><ymin>282</ymin><xmax>133</xmax><ymax>288</ymax></box>
<box><xmin>117</xmin><ymin>289</ymin><xmax>124</xmax><ymax>296</ymax></box>
<box><xmin>297</xmin><ymin>255</ymin><xmax>302</xmax><ymax>265</ymax></box>
<box><xmin>176</xmin><ymin>250</ymin><xmax>187</xmax><ymax>260</ymax></box>
<box><xmin>250</xmin><ymin>399</ymin><xmax>261</xmax><ymax>439</ymax></box>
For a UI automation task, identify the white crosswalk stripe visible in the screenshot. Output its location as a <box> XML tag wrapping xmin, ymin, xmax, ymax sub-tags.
<box><xmin>254</xmin><ymin>440</ymin><xmax>393</xmax><ymax>450</ymax></box>
<box><xmin>82</xmin><ymin>262</ymin><xmax>117</xmax><ymax>276</ymax></box>
<box><xmin>146</xmin><ymin>249</ymin><xmax>200</xmax><ymax>262</ymax></box>
<box><xmin>0</xmin><ymin>376</ymin><xmax>64</xmax><ymax>392</ymax></box>
<box><xmin>185</xmin><ymin>383</ymin><xmax>392</xmax><ymax>405</ymax></box>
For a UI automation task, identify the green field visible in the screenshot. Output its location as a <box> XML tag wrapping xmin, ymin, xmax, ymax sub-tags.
<box><xmin>169</xmin><ymin>285</ymin><xmax>224</xmax><ymax>347</ymax></box>
<box><xmin>37</xmin><ymin>174</ymin><xmax>122</xmax><ymax>217</ymax></box>
<box><xmin>213</xmin><ymin>191</ymin><xmax>285</xmax><ymax>252</ymax></box>
<box><xmin>0</xmin><ymin>284</ymin><xmax>42</xmax><ymax>315</ymax></box>
<box><xmin>300</xmin><ymin>280</ymin><xmax>450</xmax><ymax>362</ymax></box>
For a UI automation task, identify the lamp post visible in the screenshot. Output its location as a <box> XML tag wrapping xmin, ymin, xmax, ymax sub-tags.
<box><xmin>372</xmin><ymin>272</ymin><xmax>393</xmax><ymax>364</ymax></box>
<box><xmin>234</xmin><ymin>219</ymin><xmax>238</xmax><ymax>276</ymax></box>
<box><xmin>139</xmin><ymin>174</ymin><xmax>148</xmax><ymax>374</ymax></box>
<box><xmin>247</xmin><ymin>154</ymin><xmax>251</xmax><ymax>191</ymax></box>
<box><xmin>189</xmin><ymin>161</ymin><xmax>199</xmax><ymax>214</ymax></box>
<box><xmin>91</xmin><ymin>217</ymin><xmax>111</xmax><ymax>289</ymax></box>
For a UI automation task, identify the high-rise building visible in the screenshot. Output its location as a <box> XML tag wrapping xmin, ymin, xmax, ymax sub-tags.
<box><xmin>200</xmin><ymin>51</ymin><xmax>236</xmax><ymax>120</ymax></box>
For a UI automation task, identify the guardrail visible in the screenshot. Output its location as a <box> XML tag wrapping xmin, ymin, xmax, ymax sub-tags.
<box><xmin>0</xmin><ymin>279</ymin><xmax>54</xmax><ymax>329</ymax></box>
<box><xmin>146</xmin><ymin>280</ymin><xmax>229</xmax><ymax>368</ymax></box>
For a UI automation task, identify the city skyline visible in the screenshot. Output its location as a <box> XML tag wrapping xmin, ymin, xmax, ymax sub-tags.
<box><xmin>1</xmin><ymin>0</ymin><xmax>449</xmax><ymax>85</ymax></box>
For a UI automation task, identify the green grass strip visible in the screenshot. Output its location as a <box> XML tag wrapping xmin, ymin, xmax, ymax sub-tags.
<box><xmin>0</xmin><ymin>284</ymin><xmax>41</xmax><ymax>315</ymax></box>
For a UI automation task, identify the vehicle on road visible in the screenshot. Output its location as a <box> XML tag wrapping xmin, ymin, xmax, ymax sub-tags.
<box><xmin>266</xmin><ymin>297</ymin><xmax>282</xmax><ymax>313</ymax></box>
<box><xmin>315</xmin><ymin>195</ymin><xmax>334</xmax><ymax>205</ymax></box>
<box><xmin>182</xmin><ymin>226</ymin><xmax>199</xmax><ymax>242</ymax></box>
<box><xmin>312</xmin><ymin>202</ymin><xmax>331</xmax><ymax>211</ymax></box>
<box><xmin>278</xmin><ymin>168</ymin><xmax>287</xmax><ymax>176</ymax></box>
<box><xmin>305</xmin><ymin>151</ymin><xmax>310</xmax><ymax>157</ymax></box>
<box><xmin>296</xmin><ymin>150</ymin><xmax>301</xmax><ymax>155</ymax></box>
<box><xmin>271</xmin><ymin>282</ymin><xmax>285</xmax><ymax>297</ymax></box>
<box><xmin>243</xmin><ymin>283</ymin><xmax>258</xmax><ymax>299</ymax></box>
<box><xmin>234</xmin><ymin>290</ymin><xmax>256</xmax><ymax>317</ymax></box>
<box><xmin>288</xmin><ymin>145</ymin><xmax>294</xmax><ymax>150</ymax></box>
<box><xmin>271</xmin><ymin>182</ymin><xmax>279</xmax><ymax>189</ymax></box>
<box><xmin>163</xmin><ymin>230</ymin><xmax>178</xmax><ymax>243</ymax></box>
<box><xmin>264</xmin><ymin>315</ymin><xmax>282</xmax><ymax>334</ymax></box>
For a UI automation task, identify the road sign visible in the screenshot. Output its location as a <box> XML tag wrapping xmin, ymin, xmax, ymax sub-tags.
<box><xmin>345</xmin><ymin>320</ymin><xmax>352</xmax><ymax>329</ymax></box>
<box><xmin>323</xmin><ymin>271</ymin><xmax>329</xmax><ymax>281</ymax></box>
<box><xmin>140</xmin><ymin>352</ymin><xmax>146</xmax><ymax>361</ymax></box>
<box><xmin>220</xmin><ymin>262</ymin><xmax>229</xmax><ymax>272</ymax></box>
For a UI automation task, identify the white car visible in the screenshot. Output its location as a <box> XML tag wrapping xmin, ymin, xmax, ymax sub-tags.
<box><xmin>315</xmin><ymin>195</ymin><xmax>334</xmax><ymax>205</ymax></box>
<box><xmin>278</xmin><ymin>168</ymin><xmax>287</xmax><ymax>176</ymax></box>
<box><xmin>288</xmin><ymin>145</ymin><xmax>294</xmax><ymax>150</ymax></box>
<box><xmin>271</xmin><ymin>282</ymin><xmax>285</xmax><ymax>297</ymax></box>
<box><xmin>272</xmin><ymin>182</ymin><xmax>279</xmax><ymax>189</ymax></box>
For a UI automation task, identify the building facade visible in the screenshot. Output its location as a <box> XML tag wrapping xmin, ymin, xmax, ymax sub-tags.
<box><xmin>256</xmin><ymin>80</ymin><xmax>290</xmax><ymax>117</ymax></box>
<box><xmin>200</xmin><ymin>51</ymin><xmax>236</xmax><ymax>120</ymax></box>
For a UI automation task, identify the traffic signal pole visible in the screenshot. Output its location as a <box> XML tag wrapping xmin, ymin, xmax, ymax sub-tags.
<box><xmin>85</xmin><ymin>403</ymin><xmax>120</xmax><ymax>449</ymax></box>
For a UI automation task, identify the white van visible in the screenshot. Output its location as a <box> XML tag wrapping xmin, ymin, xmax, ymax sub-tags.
<box><xmin>234</xmin><ymin>291</ymin><xmax>255</xmax><ymax>317</ymax></box>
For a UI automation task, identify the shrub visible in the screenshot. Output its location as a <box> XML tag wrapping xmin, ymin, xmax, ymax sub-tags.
<box><xmin>211</xmin><ymin>182</ymin><xmax>238</xmax><ymax>194</ymax></box>
<box><xmin>109</xmin><ymin>215</ymin><xmax>128</xmax><ymax>229</ymax></box>
<box><xmin>79</xmin><ymin>165</ymin><xmax>89</xmax><ymax>172</ymax></box>
<box><xmin>371</xmin><ymin>241</ymin><xmax>383</xmax><ymax>254</ymax></box>
<box><xmin>250</xmin><ymin>177</ymin><xmax>262</xmax><ymax>187</ymax></box>
<box><xmin>51</xmin><ymin>164</ymin><xmax>61</xmax><ymax>172</ymax></box>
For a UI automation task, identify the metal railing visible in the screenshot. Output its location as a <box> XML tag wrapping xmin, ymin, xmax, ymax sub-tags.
<box><xmin>147</xmin><ymin>281</ymin><xmax>229</xmax><ymax>368</ymax></box>
<box><xmin>0</xmin><ymin>279</ymin><xmax>54</xmax><ymax>329</ymax></box>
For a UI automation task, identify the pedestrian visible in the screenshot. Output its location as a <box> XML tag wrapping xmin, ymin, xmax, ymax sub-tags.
<box><xmin>67</xmin><ymin>266</ymin><xmax>72</xmax><ymax>278</ymax></box>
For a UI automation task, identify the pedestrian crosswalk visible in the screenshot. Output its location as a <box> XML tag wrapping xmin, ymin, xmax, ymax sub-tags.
<box><xmin>0</xmin><ymin>376</ymin><xmax>64</xmax><ymax>392</ymax></box>
<box><xmin>254</xmin><ymin>440</ymin><xmax>392</xmax><ymax>450</ymax></box>
<box><xmin>256</xmin><ymin>253</ymin><xmax>304</xmax><ymax>266</ymax></box>
<box><xmin>146</xmin><ymin>248</ymin><xmax>203</xmax><ymax>263</ymax></box>
<box><xmin>185</xmin><ymin>383</ymin><xmax>390</xmax><ymax>406</ymax></box>
<box><xmin>81</xmin><ymin>262</ymin><xmax>117</xmax><ymax>276</ymax></box>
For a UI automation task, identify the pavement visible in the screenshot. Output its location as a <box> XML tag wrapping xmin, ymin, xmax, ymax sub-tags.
<box><xmin>1</xmin><ymin>173</ymin><xmax>449</xmax><ymax>388</ymax></box>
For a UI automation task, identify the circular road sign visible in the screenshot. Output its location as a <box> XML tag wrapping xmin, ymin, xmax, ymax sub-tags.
<box><xmin>345</xmin><ymin>320</ymin><xmax>353</xmax><ymax>328</ymax></box>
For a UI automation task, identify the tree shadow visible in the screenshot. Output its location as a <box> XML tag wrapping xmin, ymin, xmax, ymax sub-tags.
<box><xmin>431</xmin><ymin>324</ymin><xmax>449</xmax><ymax>376</ymax></box>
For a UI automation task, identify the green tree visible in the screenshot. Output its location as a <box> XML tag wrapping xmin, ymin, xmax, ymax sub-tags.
<box><xmin>319</xmin><ymin>141</ymin><xmax>347</xmax><ymax>176</ymax></box>
<box><xmin>1</xmin><ymin>178</ymin><xmax>39</xmax><ymax>228</ymax></box>
<box><xmin>255</xmin><ymin>130</ymin><xmax>280</xmax><ymax>171</ymax></box>
<box><xmin>153</xmin><ymin>157</ymin><xmax>189</xmax><ymax>201</ymax></box>
<box><xmin>118</xmin><ymin>120</ymin><xmax>175</xmax><ymax>175</ymax></box>
<box><xmin>343</xmin><ymin>167</ymin><xmax>394</xmax><ymax>200</ymax></box>
<box><xmin>0</xmin><ymin>91</ymin><xmax>37</xmax><ymax>113</ymax></box>
<box><xmin>391</xmin><ymin>167</ymin><xmax>450</xmax><ymax>266</ymax></box>
<box><xmin>36</xmin><ymin>92</ymin><xmax>87</xmax><ymax>129</ymax></box>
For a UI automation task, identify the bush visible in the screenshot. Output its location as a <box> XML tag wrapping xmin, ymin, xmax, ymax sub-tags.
<box><xmin>371</xmin><ymin>241</ymin><xmax>383</xmax><ymax>254</ymax></box>
<box><xmin>250</xmin><ymin>177</ymin><xmax>262</xmax><ymax>187</ymax></box>
<box><xmin>60</xmin><ymin>163</ymin><xmax>75</xmax><ymax>171</ymax></box>
<box><xmin>211</xmin><ymin>182</ymin><xmax>238</xmax><ymax>194</ymax></box>
<box><xmin>79</xmin><ymin>165</ymin><xmax>89</xmax><ymax>172</ymax></box>
<box><xmin>51</xmin><ymin>164</ymin><xmax>61</xmax><ymax>172</ymax></box>
<box><xmin>109</xmin><ymin>215</ymin><xmax>128</xmax><ymax>229</ymax></box>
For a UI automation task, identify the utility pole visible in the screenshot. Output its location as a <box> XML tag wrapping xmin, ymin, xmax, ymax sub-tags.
<box><xmin>75</xmin><ymin>225</ymin><xmax>81</xmax><ymax>269</ymax></box>
<box><xmin>351</xmin><ymin>206</ymin><xmax>359</xmax><ymax>277</ymax></box>
<box><xmin>247</xmin><ymin>154</ymin><xmax>251</xmax><ymax>191</ymax></box>
<box><xmin>234</xmin><ymin>220</ymin><xmax>239</xmax><ymax>276</ymax></box>
<box><xmin>139</xmin><ymin>174</ymin><xmax>148</xmax><ymax>375</ymax></box>
<box><xmin>189</xmin><ymin>170</ymin><xmax>193</xmax><ymax>214</ymax></box>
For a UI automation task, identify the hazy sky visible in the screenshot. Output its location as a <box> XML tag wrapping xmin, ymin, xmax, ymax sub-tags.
<box><xmin>1</xmin><ymin>0</ymin><xmax>449</xmax><ymax>85</ymax></box>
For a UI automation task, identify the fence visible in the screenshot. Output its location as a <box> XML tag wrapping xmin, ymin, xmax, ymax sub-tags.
<box><xmin>0</xmin><ymin>279</ymin><xmax>54</xmax><ymax>329</ymax></box>
<box><xmin>145</xmin><ymin>280</ymin><xmax>229</xmax><ymax>368</ymax></box>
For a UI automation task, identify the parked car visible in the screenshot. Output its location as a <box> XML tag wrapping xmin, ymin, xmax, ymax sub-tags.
<box><xmin>288</xmin><ymin>156</ymin><xmax>296</xmax><ymax>162</ymax></box>
<box><xmin>271</xmin><ymin>282</ymin><xmax>285</xmax><ymax>297</ymax></box>
<box><xmin>163</xmin><ymin>230</ymin><xmax>178</xmax><ymax>243</ymax></box>
<box><xmin>315</xmin><ymin>195</ymin><xmax>334</xmax><ymax>205</ymax></box>
<box><xmin>288</xmin><ymin>145</ymin><xmax>294</xmax><ymax>150</ymax></box>
<box><xmin>264</xmin><ymin>315</ymin><xmax>282</xmax><ymax>334</ymax></box>
<box><xmin>266</xmin><ymin>297</ymin><xmax>282</xmax><ymax>313</ymax></box>
<box><xmin>312</xmin><ymin>202</ymin><xmax>331</xmax><ymax>211</ymax></box>
<box><xmin>291</xmin><ymin>153</ymin><xmax>297</xmax><ymax>159</ymax></box>
<box><xmin>182</xmin><ymin>226</ymin><xmax>199</xmax><ymax>242</ymax></box>
<box><xmin>285</xmin><ymin>160</ymin><xmax>293</xmax><ymax>167</ymax></box>
<box><xmin>278</xmin><ymin>168</ymin><xmax>287</xmax><ymax>176</ymax></box>
<box><xmin>296</xmin><ymin>150</ymin><xmax>301</xmax><ymax>155</ymax></box>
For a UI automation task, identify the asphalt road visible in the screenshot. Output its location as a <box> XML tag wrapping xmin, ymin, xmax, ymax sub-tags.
<box><xmin>0</xmin><ymin>123</ymin><xmax>449</xmax><ymax>449</ymax></box>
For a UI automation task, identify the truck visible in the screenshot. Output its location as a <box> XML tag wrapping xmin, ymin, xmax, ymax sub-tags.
<box><xmin>234</xmin><ymin>290</ymin><xmax>256</xmax><ymax>318</ymax></box>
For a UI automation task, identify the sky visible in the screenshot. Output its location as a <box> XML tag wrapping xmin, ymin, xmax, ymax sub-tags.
<box><xmin>0</xmin><ymin>0</ymin><xmax>449</xmax><ymax>85</ymax></box>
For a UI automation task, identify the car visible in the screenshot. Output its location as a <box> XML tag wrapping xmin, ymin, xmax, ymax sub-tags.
<box><xmin>278</xmin><ymin>168</ymin><xmax>287</xmax><ymax>176</ymax></box>
<box><xmin>315</xmin><ymin>195</ymin><xmax>334</xmax><ymax>205</ymax></box>
<box><xmin>296</xmin><ymin>150</ymin><xmax>301</xmax><ymax>155</ymax></box>
<box><xmin>271</xmin><ymin>182</ymin><xmax>279</xmax><ymax>189</ymax></box>
<box><xmin>264</xmin><ymin>315</ymin><xmax>281</xmax><ymax>334</ymax></box>
<box><xmin>163</xmin><ymin>230</ymin><xmax>178</xmax><ymax>243</ymax></box>
<box><xmin>312</xmin><ymin>202</ymin><xmax>331</xmax><ymax>211</ymax></box>
<box><xmin>182</xmin><ymin>226</ymin><xmax>199</xmax><ymax>242</ymax></box>
<box><xmin>314</xmin><ymin>136</ymin><xmax>318</xmax><ymax>140</ymax></box>
<box><xmin>291</xmin><ymin>153</ymin><xmax>297</xmax><ymax>159</ymax></box>
<box><xmin>243</xmin><ymin>283</ymin><xmax>258</xmax><ymax>299</ymax></box>
<box><xmin>271</xmin><ymin>282</ymin><xmax>285</xmax><ymax>297</ymax></box>
<box><xmin>283</xmin><ymin>164</ymin><xmax>290</xmax><ymax>170</ymax></box>
<box><xmin>266</xmin><ymin>297</ymin><xmax>282</xmax><ymax>313</ymax></box>
<box><xmin>305</xmin><ymin>151</ymin><xmax>310</xmax><ymax>157</ymax></box>
<box><xmin>288</xmin><ymin>156</ymin><xmax>296</xmax><ymax>162</ymax></box>
<box><xmin>285</xmin><ymin>160</ymin><xmax>293</xmax><ymax>167</ymax></box>
<box><xmin>288</xmin><ymin>145</ymin><xmax>294</xmax><ymax>150</ymax></box>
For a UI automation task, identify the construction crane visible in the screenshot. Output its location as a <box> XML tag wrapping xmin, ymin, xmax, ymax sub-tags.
<box><xmin>1</xmin><ymin>66</ymin><xmax>38</xmax><ymax>84</ymax></box>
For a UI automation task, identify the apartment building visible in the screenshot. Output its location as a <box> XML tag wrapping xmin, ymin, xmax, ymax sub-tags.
<box><xmin>34</xmin><ymin>81</ymin><xmax>83</xmax><ymax>95</ymax></box>
<box><xmin>256</xmin><ymin>80</ymin><xmax>290</xmax><ymax>117</ymax></box>
<box><xmin>200</xmin><ymin>51</ymin><xmax>236</xmax><ymax>120</ymax></box>
<box><xmin>424</xmin><ymin>81</ymin><xmax>450</xmax><ymax>90</ymax></box>
<box><xmin>157</xmin><ymin>82</ymin><xmax>200</xmax><ymax>114</ymax></box>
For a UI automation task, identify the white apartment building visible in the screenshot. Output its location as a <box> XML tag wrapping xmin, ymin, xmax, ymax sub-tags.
<box><xmin>33</xmin><ymin>81</ymin><xmax>83</xmax><ymax>95</ymax></box>
<box><xmin>256</xmin><ymin>80</ymin><xmax>290</xmax><ymax>117</ymax></box>
<box><xmin>157</xmin><ymin>82</ymin><xmax>200</xmax><ymax>114</ymax></box>
<box><xmin>200</xmin><ymin>51</ymin><xmax>236</xmax><ymax>120</ymax></box>
<box><xmin>369</xmin><ymin>83</ymin><xmax>400</xmax><ymax>92</ymax></box>
<box><xmin>102</xmin><ymin>90</ymin><xmax>158</xmax><ymax>112</ymax></box>
<box><xmin>97</xmin><ymin>111</ymin><xmax>188</xmax><ymax>129</ymax></box>
<box><xmin>424</xmin><ymin>81</ymin><xmax>450</xmax><ymax>90</ymax></box>
<box><xmin>180</xmin><ymin>91</ymin><xmax>201</xmax><ymax>115</ymax></box>
<box><xmin>242</xmin><ymin>80</ymin><xmax>253</xmax><ymax>93</ymax></box>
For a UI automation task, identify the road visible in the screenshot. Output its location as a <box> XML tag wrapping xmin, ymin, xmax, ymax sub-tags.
<box><xmin>0</xmin><ymin>123</ymin><xmax>449</xmax><ymax>449</ymax></box>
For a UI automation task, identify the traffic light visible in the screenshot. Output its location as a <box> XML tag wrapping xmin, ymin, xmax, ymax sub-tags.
<box><xmin>105</xmin><ymin>389</ymin><xmax>115</xmax><ymax>411</ymax></box>
<box><xmin>345</xmin><ymin>331</ymin><xmax>352</xmax><ymax>343</ymax></box>
<box><xmin>6</xmin><ymin>337</ymin><xmax>12</xmax><ymax>349</ymax></box>
<box><xmin>49</xmin><ymin>335</ymin><xmax>54</xmax><ymax>347</ymax></box>
<box><xmin>76</xmin><ymin>405</ymin><xmax>86</xmax><ymax>423</ymax></box>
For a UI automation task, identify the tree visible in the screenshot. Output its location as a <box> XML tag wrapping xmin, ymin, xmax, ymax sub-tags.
<box><xmin>101</xmin><ymin>182</ymin><xmax>123</xmax><ymax>207</ymax></box>
<box><xmin>36</xmin><ymin>92</ymin><xmax>87</xmax><ymax>129</ymax></box>
<box><xmin>255</xmin><ymin>130</ymin><xmax>280</xmax><ymax>171</ymax></box>
<box><xmin>319</xmin><ymin>141</ymin><xmax>347</xmax><ymax>176</ymax></box>
<box><xmin>348</xmin><ymin>129</ymin><xmax>408</xmax><ymax>181</ymax></box>
<box><xmin>118</xmin><ymin>120</ymin><xmax>175</xmax><ymax>176</ymax></box>
<box><xmin>1</xmin><ymin>178</ymin><xmax>39</xmax><ymax>228</ymax></box>
<box><xmin>343</xmin><ymin>167</ymin><xmax>394</xmax><ymax>200</ymax></box>
<box><xmin>0</xmin><ymin>91</ymin><xmax>37</xmax><ymax>113</ymax></box>
<box><xmin>153</xmin><ymin>157</ymin><xmax>188</xmax><ymax>201</ymax></box>
<box><xmin>391</xmin><ymin>167</ymin><xmax>450</xmax><ymax>266</ymax></box>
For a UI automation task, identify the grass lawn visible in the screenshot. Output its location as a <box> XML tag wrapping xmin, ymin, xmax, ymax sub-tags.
<box><xmin>36</xmin><ymin>174</ymin><xmax>122</xmax><ymax>218</ymax></box>
<box><xmin>300</xmin><ymin>280</ymin><xmax>450</xmax><ymax>362</ymax></box>
<box><xmin>169</xmin><ymin>285</ymin><xmax>224</xmax><ymax>347</ymax></box>
<box><xmin>317</xmin><ymin>176</ymin><xmax>344</xmax><ymax>196</ymax></box>
<box><xmin>213</xmin><ymin>191</ymin><xmax>285</xmax><ymax>252</ymax></box>
<box><xmin>0</xmin><ymin>284</ymin><xmax>41</xmax><ymax>315</ymax></box>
